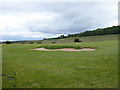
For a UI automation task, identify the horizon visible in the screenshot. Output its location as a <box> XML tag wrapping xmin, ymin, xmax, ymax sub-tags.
<box><xmin>1</xmin><ymin>25</ymin><xmax>118</xmax><ymax>42</ymax></box>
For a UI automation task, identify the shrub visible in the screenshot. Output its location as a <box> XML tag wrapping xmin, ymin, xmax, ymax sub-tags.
<box><xmin>5</xmin><ymin>41</ymin><xmax>11</xmax><ymax>44</ymax></box>
<box><xmin>74</xmin><ymin>38</ymin><xmax>82</xmax><ymax>42</ymax></box>
<box><xmin>22</xmin><ymin>42</ymin><xmax>25</xmax><ymax>44</ymax></box>
<box><xmin>60</xmin><ymin>35</ymin><xmax>65</xmax><ymax>38</ymax></box>
<box><xmin>29</xmin><ymin>42</ymin><xmax>34</xmax><ymax>44</ymax></box>
<box><xmin>37</xmin><ymin>42</ymin><xmax>42</xmax><ymax>44</ymax></box>
<box><xmin>74</xmin><ymin>38</ymin><xmax>79</xmax><ymax>42</ymax></box>
<box><xmin>52</xmin><ymin>42</ymin><xmax>56</xmax><ymax>43</ymax></box>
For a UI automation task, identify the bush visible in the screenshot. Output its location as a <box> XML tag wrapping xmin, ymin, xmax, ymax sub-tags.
<box><xmin>74</xmin><ymin>38</ymin><xmax>82</xmax><ymax>42</ymax></box>
<box><xmin>37</xmin><ymin>42</ymin><xmax>42</xmax><ymax>44</ymax></box>
<box><xmin>5</xmin><ymin>41</ymin><xmax>11</xmax><ymax>44</ymax></box>
<box><xmin>28</xmin><ymin>42</ymin><xmax>34</xmax><ymax>44</ymax></box>
<box><xmin>74</xmin><ymin>38</ymin><xmax>79</xmax><ymax>42</ymax></box>
<box><xmin>52</xmin><ymin>42</ymin><xmax>56</xmax><ymax>43</ymax></box>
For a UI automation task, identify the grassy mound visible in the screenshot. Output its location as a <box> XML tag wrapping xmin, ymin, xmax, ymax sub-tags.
<box><xmin>37</xmin><ymin>45</ymin><xmax>96</xmax><ymax>49</ymax></box>
<box><xmin>37</xmin><ymin>45</ymin><xmax>82</xmax><ymax>49</ymax></box>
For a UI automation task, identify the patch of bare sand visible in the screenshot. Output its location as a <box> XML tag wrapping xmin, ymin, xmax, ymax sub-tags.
<box><xmin>30</xmin><ymin>48</ymin><xmax>95</xmax><ymax>51</ymax></box>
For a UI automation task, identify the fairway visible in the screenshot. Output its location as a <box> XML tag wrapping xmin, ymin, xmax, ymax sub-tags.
<box><xmin>2</xmin><ymin>35</ymin><xmax>118</xmax><ymax>88</ymax></box>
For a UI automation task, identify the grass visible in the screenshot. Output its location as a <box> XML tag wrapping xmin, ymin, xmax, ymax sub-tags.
<box><xmin>36</xmin><ymin>45</ymin><xmax>96</xmax><ymax>50</ymax></box>
<box><xmin>2</xmin><ymin>35</ymin><xmax>118</xmax><ymax>88</ymax></box>
<box><xmin>41</xmin><ymin>34</ymin><xmax>118</xmax><ymax>44</ymax></box>
<box><xmin>0</xmin><ymin>45</ymin><xmax>2</xmax><ymax>89</ymax></box>
<box><xmin>37</xmin><ymin>46</ymin><xmax>83</xmax><ymax>49</ymax></box>
<box><xmin>12</xmin><ymin>34</ymin><xmax>118</xmax><ymax>44</ymax></box>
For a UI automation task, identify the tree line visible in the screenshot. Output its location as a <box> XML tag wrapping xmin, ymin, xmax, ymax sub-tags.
<box><xmin>44</xmin><ymin>26</ymin><xmax>119</xmax><ymax>40</ymax></box>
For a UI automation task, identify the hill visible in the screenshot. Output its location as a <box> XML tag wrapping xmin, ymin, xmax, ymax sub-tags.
<box><xmin>2</xmin><ymin>26</ymin><xmax>119</xmax><ymax>44</ymax></box>
<box><xmin>44</xmin><ymin>26</ymin><xmax>119</xmax><ymax>40</ymax></box>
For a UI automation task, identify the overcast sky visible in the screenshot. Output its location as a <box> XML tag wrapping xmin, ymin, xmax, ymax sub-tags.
<box><xmin>0</xmin><ymin>1</ymin><xmax>118</xmax><ymax>41</ymax></box>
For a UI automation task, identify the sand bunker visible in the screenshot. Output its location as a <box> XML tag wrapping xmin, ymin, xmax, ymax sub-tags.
<box><xmin>30</xmin><ymin>48</ymin><xmax>95</xmax><ymax>51</ymax></box>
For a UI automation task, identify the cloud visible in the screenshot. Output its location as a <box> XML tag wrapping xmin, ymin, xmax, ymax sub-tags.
<box><xmin>0</xmin><ymin>0</ymin><xmax>119</xmax><ymax>3</ymax></box>
<box><xmin>0</xmin><ymin>2</ymin><xmax>118</xmax><ymax>41</ymax></box>
<box><xmin>2</xmin><ymin>31</ymin><xmax>67</xmax><ymax>41</ymax></box>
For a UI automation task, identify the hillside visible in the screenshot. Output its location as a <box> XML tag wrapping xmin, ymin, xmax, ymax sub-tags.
<box><xmin>41</xmin><ymin>34</ymin><xmax>118</xmax><ymax>44</ymax></box>
<box><xmin>3</xmin><ymin>34</ymin><xmax>117</xmax><ymax>44</ymax></box>
<box><xmin>2</xmin><ymin>26</ymin><xmax>119</xmax><ymax>44</ymax></box>
<box><xmin>44</xmin><ymin>26</ymin><xmax>119</xmax><ymax>40</ymax></box>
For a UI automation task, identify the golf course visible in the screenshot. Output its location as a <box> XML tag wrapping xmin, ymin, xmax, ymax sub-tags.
<box><xmin>2</xmin><ymin>34</ymin><xmax>118</xmax><ymax>88</ymax></box>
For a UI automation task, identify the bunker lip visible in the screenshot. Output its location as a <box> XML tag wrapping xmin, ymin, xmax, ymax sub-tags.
<box><xmin>30</xmin><ymin>48</ymin><xmax>95</xmax><ymax>51</ymax></box>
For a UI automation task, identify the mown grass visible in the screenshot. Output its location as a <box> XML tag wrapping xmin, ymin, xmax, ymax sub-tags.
<box><xmin>2</xmin><ymin>36</ymin><xmax>118</xmax><ymax>88</ymax></box>
<box><xmin>0</xmin><ymin>45</ymin><xmax>2</xmax><ymax>89</ymax></box>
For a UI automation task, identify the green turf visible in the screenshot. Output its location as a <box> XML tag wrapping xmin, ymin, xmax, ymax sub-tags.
<box><xmin>37</xmin><ymin>45</ymin><xmax>83</xmax><ymax>49</ymax></box>
<box><xmin>0</xmin><ymin>45</ymin><xmax>2</xmax><ymax>89</ymax></box>
<box><xmin>41</xmin><ymin>34</ymin><xmax>118</xmax><ymax>44</ymax></box>
<box><xmin>2</xmin><ymin>35</ymin><xmax>118</xmax><ymax>88</ymax></box>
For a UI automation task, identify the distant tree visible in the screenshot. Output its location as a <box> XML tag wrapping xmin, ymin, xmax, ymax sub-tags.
<box><xmin>43</xmin><ymin>38</ymin><xmax>47</xmax><ymax>40</ymax></box>
<box><xmin>42</xmin><ymin>26</ymin><xmax>119</xmax><ymax>40</ymax></box>
<box><xmin>60</xmin><ymin>35</ymin><xmax>65</xmax><ymax>38</ymax></box>
<box><xmin>37</xmin><ymin>42</ymin><xmax>42</xmax><ymax>44</ymax></box>
<box><xmin>52</xmin><ymin>42</ymin><xmax>56</xmax><ymax>43</ymax></box>
<box><xmin>22</xmin><ymin>42</ymin><xmax>25</xmax><ymax>44</ymax></box>
<box><xmin>74</xmin><ymin>38</ymin><xmax>80</xmax><ymax>42</ymax></box>
<box><xmin>29</xmin><ymin>42</ymin><xmax>34</xmax><ymax>44</ymax></box>
<box><xmin>5</xmin><ymin>41</ymin><xmax>11</xmax><ymax>44</ymax></box>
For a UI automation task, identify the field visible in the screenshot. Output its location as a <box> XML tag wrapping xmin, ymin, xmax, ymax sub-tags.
<box><xmin>2</xmin><ymin>34</ymin><xmax>118</xmax><ymax>88</ymax></box>
<box><xmin>41</xmin><ymin>34</ymin><xmax>118</xmax><ymax>44</ymax></box>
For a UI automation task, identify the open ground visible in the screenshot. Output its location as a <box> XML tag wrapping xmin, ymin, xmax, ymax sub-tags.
<box><xmin>2</xmin><ymin>34</ymin><xmax>118</xmax><ymax>88</ymax></box>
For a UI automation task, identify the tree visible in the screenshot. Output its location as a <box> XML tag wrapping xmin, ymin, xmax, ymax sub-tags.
<box><xmin>60</xmin><ymin>35</ymin><xmax>65</xmax><ymax>38</ymax></box>
<box><xmin>74</xmin><ymin>38</ymin><xmax>80</xmax><ymax>42</ymax></box>
<box><xmin>5</xmin><ymin>41</ymin><xmax>11</xmax><ymax>44</ymax></box>
<box><xmin>29</xmin><ymin>42</ymin><xmax>34</xmax><ymax>44</ymax></box>
<box><xmin>37</xmin><ymin>42</ymin><xmax>42</xmax><ymax>44</ymax></box>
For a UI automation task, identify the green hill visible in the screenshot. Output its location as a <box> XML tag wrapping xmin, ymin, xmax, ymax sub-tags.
<box><xmin>2</xmin><ymin>26</ymin><xmax>119</xmax><ymax>44</ymax></box>
<box><xmin>45</xmin><ymin>26</ymin><xmax>119</xmax><ymax>40</ymax></box>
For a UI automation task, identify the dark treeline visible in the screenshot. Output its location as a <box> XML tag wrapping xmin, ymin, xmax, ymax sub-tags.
<box><xmin>44</xmin><ymin>26</ymin><xmax>119</xmax><ymax>40</ymax></box>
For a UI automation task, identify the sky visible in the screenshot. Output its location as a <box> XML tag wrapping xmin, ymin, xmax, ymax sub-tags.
<box><xmin>0</xmin><ymin>0</ymin><xmax>118</xmax><ymax>41</ymax></box>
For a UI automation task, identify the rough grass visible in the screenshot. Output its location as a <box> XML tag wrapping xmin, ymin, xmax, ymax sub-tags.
<box><xmin>2</xmin><ymin>36</ymin><xmax>118</xmax><ymax>88</ymax></box>
<box><xmin>37</xmin><ymin>46</ymin><xmax>83</xmax><ymax>49</ymax></box>
<box><xmin>41</xmin><ymin>34</ymin><xmax>118</xmax><ymax>44</ymax></box>
<box><xmin>36</xmin><ymin>45</ymin><xmax>96</xmax><ymax>50</ymax></box>
<box><xmin>12</xmin><ymin>34</ymin><xmax>118</xmax><ymax>44</ymax></box>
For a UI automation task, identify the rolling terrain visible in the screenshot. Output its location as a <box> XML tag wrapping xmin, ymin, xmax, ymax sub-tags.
<box><xmin>2</xmin><ymin>34</ymin><xmax>118</xmax><ymax>88</ymax></box>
